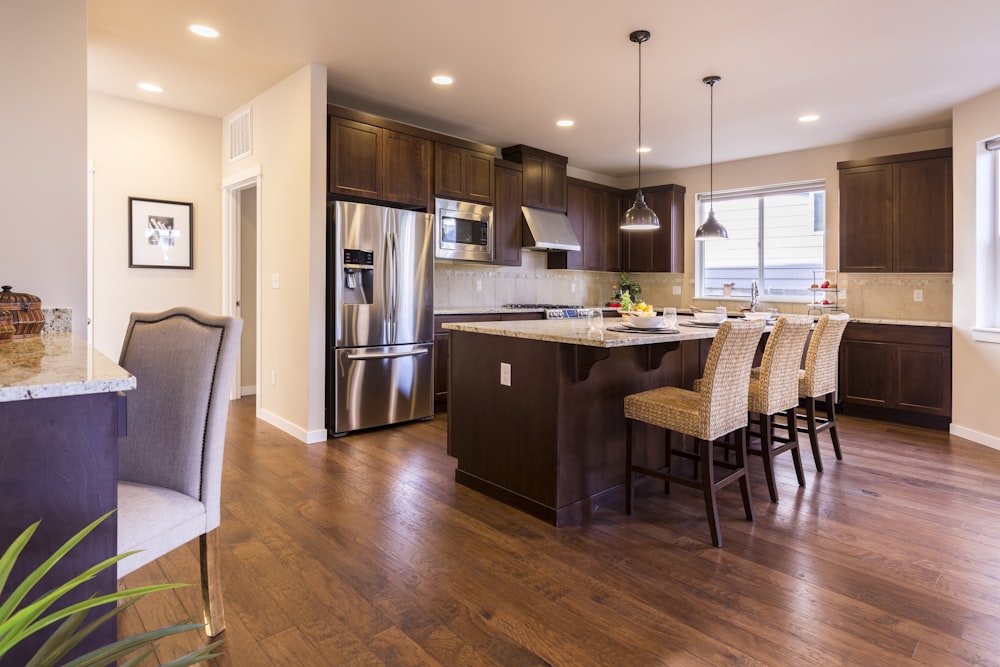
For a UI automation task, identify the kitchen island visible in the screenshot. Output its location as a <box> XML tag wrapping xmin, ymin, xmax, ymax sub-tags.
<box><xmin>0</xmin><ymin>333</ymin><xmax>135</xmax><ymax>665</ymax></box>
<box><xmin>444</xmin><ymin>318</ymin><xmax>723</xmax><ymax>526</ymax></box>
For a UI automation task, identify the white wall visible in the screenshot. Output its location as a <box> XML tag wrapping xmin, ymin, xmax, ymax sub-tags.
<box><xmin>951</xmin><ymin>85</ymin><xmax>1000</xmax><ymax>448</ymax></box>
<box><xmin>223</xmin><ymin>64</ymin><xmax>328</xmax><ymax>443</ymax></box>
<box><xmin>0</xmin><ymin>2</ymin><xmax>87</xmax><ymax>336</ymax></box>
<box><xmin>87</xmin><ymin>93</ymin><xmax>223</xmax><ymax>358</ymax></box>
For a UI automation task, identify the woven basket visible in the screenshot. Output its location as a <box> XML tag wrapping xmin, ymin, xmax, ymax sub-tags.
<box><xmin>0</xmin><ymin>285</ymin><xmax>44</xmax><ymax>338</ymax></box>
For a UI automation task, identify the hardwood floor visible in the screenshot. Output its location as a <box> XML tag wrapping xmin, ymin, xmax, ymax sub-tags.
<box><xmin>119</xmin><ymin>398</ymin><xmax>1000</xmax><ymax>665</ymax></box>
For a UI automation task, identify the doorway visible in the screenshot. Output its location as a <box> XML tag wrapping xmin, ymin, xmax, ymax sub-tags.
<box><xmin>222</xmin><ymin>167</ymin><xmax>261</xmax><ymax>403</ymax></box>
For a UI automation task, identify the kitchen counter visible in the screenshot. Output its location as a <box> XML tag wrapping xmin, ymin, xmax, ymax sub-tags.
<box><xmin>0</xmin><ymin>332</ymin><xmax>133</xmax><ymax>662</ymax></box>
<box><xmin>447</xmin><ymin>317</ymin><xmax>736</xmax><ymax>526</ymax></box>
<box><xmin>0</xmin><ymin>333</ymin><xmax>136</xmax><ymax>401</ymax></box>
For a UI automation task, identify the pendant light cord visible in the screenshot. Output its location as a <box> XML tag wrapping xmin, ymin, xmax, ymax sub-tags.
<box><xmin>637</xmin><ymin>36</ymin><xmax>643</xmax><ymax>194</ymax></box>
<box><xmin>709</xmin><ymin>78</ymin><xmax>714</xmax><ymax>213</ymax></box>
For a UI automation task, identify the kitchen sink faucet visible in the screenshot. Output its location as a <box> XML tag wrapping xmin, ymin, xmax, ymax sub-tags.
<box><xmin>749</xmin><ymin>280</ymin><xmax>760</xmax><ymax>312</ymax></box>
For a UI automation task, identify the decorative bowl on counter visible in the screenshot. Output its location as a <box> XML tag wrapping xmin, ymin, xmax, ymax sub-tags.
<box><xmin>742</xmin><ymin>311</ymin><xmax>777</xmax><ymax>321</ymax></box>
<box><xmin>692</xmin><ymin>311</ymin><xmax>727</xmax><ymax>324</ymax></box>
<box><xmin>621</xmin><ymin>313</ymin><xmax>669</xmax><ymax>329</ymax></box>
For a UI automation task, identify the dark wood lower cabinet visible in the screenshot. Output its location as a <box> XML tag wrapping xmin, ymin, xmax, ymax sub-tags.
<box><xmin>839</xmin><ymin>323</ymin><xmax>951</xmax><ymax>429</ymax></box>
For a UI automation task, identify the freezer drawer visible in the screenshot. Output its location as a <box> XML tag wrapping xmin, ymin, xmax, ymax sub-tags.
<box><xmin>331</xmin><ymin>343</ymin><xmax>434</xmax><ymax>436</ymax></box>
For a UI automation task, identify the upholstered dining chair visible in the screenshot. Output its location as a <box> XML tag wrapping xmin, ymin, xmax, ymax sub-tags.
<box><xmin>624</xmin><ymin>319</ymin><xmax>765</xmax><ymax>548</ymax></box>
<box><xmin>796</xmin><ymin>312</ymin><xmax>850</xmax><ymax>471</ymax></box>
<box><xmin>744</xmin><ymin>316</ymin><xmax>813</xmax><ymax>502</ymax></box>
<box><xmin>116</xmin><ymin>307</ymin><xmax>242</xmax><ymax>637</ymax></box>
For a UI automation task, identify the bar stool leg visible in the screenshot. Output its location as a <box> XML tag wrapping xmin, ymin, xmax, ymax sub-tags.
<box><xmin>825</xmin><ymin>391</ymin><xmax>843</xmax><ymax>461</ymax></box>
<box><xmin>787</xmin><ymin>406</ymin><xmax>806</xmax><ymax>488</ymax></box>
<box><xmin>699</xmin><ymin>437</ymin><xmax>723</xmax><ymax>548</ymax></box>
<box><xmin>663</xmin><ymin>429</ymin><xmax>672</xmax><ymax>495</ymax></box>
<box><xmin>759</xmin><ymin>413</ymin><xmax>778</xmax><ymax>503</ymax></box>
<box><xmin>625</xmin><ymin>418</ymin><xmax>635</xmax><ymax>514</ymax></box>
<box><xmin>804</xmin><ymin>397</ymin><xmax>824</xmax><ymax>472</ymax></box>
<box><xmin>734</xmin><ymin>428</ymin><xmax>755</xmax><ymax>522</ymax></box>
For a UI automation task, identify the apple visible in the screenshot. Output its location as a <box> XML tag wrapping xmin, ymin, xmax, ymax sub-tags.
<box><xmin>821</xmin><ymin>280</ymin><xmax>830</xmax><ymax>288</ymax></box>
<box><xmin>822</xmin><ymin>299</ymin><xmax>830</xmax><ymax>305</ymax></box>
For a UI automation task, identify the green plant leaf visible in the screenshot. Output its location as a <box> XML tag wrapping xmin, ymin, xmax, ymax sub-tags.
<box><xmin>62</xmin><ymin>625</ymin><xmax>222</xmax><ymax>667</ymax></box>
<box><xmin>0</xmin><ymin>521</ymin><xmax>39</xmax><ymax>604</ymax></box>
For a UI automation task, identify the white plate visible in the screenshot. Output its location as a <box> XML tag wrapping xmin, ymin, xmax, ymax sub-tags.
<box><xmin>742</xmin><ymin>311</ymin><xmax>776</xmax><ymax>321</ymax></box>
<box><xmin>622</xmin><ymin>314</ymin><xmax>668</xmax><ymax>329</ymax></box>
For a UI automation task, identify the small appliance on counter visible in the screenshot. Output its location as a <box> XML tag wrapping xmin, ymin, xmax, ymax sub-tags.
<box><xmin>0</xmin><ymin>285</ymin><xmax>44</xmax><ymax>339</ymax></box>
<box><xmin>327</xmin><ymin>201</ymin><xmax>435</xmax><ymax>437</ymax></box>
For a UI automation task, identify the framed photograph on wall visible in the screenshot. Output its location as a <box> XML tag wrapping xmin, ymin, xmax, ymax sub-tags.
<box><xmin>128</xmin><ymin>197</ymin><xmax>194</xmax><ymax>269</ymax></box>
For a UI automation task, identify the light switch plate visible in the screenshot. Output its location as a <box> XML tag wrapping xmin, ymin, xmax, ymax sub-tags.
<box><xmin>914</xmin><ymin>289</ymin><xmax>923</xmax><ymax>302</ymax></box>
<box><xmin>271</xmin><ymin>273</ymin><xmax>280</xmax><ymax>289</ymax></box>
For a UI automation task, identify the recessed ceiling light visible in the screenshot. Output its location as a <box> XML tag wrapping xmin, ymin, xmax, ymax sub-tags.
<box><xmin>189</xmin><ymin>24</ymin><xmax>220</xmax><ymax>38</ymax></box>
<box><xmin>636</xmin><ymin>146</ymin><xmax>651</xmax><ymax>154</ymax></box>
<box><xmin>799</xmin><ymin>114</ymin><xmax>820</xmax><ymax>123</ymax></box>
<box><xmin>556</xmin><ymin>119</ymin><xmax>574</xmax><ymax>127</ymax></box>
<box><xmin>431</xmin><ymin>75</ymin><xmax>454</xmax><ymax>86</ymax></box>
<box><xmin>138</xmin><ymin>83</ymin><xmax>163</xmax><ymax>93</ymax></box>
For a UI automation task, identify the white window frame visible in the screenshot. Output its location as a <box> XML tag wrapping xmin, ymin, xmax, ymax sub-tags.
<box><xmin>694</xmin><ymin>179</ymin><xmax>826</xmax><ymax>303</ymax></box>
<box><xmin>972</xmin><ymin>137</ymin><xmax>1000</xmax><ymax>343</ymax></box>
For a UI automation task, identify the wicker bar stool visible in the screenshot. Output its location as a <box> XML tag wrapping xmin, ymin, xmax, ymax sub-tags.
<box><xmin>796</xmin><ymin>312</ymin><xmax>850</xmax><ymax>471</ymax></box>
<box><xmin>624</xmin><ymin>319</ymin><xmax>765</xmax><ymax>548</ymax></box>
<box><xmin>745</xmin><ymin>316</ymin><xmax>813</xmax><ymax>502</ymax></box>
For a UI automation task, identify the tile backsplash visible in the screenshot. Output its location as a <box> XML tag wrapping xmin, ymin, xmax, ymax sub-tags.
<box><xmin>434</xmin><ymin>257</ymin><xmax>952</xmax><ymax>323</ymax></box>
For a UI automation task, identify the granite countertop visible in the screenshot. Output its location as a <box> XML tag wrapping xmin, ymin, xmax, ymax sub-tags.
<box><xmin>442</xmin><ymin>317</ymin><xmax>723</xmax><ymax>349</ymax></box>
<box><xmin>0</xmin><ymin>333</ymin><xmax>136</xmax><ymax>402</ymax></box>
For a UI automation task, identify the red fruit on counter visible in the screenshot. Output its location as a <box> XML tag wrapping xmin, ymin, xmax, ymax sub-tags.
<box><xmin>821</xmin><ymin>281</ymin><xmax>830</xmax><ymax>288</ymax></box>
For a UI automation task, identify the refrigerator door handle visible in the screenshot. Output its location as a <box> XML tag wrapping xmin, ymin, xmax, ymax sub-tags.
<box><xmin>346</xmin><ymin>348</ymin><xmax>430</xmax><ymax>361</ymax></box>
<box><xmin>389</xmin><ymin>227</ymin><xmax>398</xmax><ymax>339</ymax></box>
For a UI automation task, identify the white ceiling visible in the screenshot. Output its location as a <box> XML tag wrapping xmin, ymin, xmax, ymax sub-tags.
<box><xmin>88</xmin><ymin>0</ymin><xmax>1000</xmax><ymax>178</ymax></box>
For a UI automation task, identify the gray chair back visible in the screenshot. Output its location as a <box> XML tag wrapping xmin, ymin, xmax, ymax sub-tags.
<box><xmin>118</xmin><ymin>307</ymin><xmax>242</xmax><ymax>531</ymax></box>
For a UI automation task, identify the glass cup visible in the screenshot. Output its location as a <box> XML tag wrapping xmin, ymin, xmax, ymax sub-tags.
<box><xmin>661</xmin><ymin>307</ymin><xmax>677</xmax><ymax>329</ymax></box>
<box><xmin>586</xmin><ymin>308</ymin><xmax>604</xmax><ymax>332</ymax></box>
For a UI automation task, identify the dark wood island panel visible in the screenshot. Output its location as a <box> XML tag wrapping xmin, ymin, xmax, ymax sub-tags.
<box><xmin>447</xmin><ymin>331</ymin><xmax>707</xmax><ymax>526</ymax></box>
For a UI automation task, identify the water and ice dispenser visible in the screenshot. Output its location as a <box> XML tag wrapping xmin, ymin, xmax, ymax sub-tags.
<box><xmin>342</xmin><ymin>248</ymin><xmax>374</xmax><ymax>305</ymax></box>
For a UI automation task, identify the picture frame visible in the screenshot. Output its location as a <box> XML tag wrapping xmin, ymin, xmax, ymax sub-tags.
<box><xmin>128</xmin><ymin>197</ymin><xmax>194</xmax><ymax>269</ymax></box>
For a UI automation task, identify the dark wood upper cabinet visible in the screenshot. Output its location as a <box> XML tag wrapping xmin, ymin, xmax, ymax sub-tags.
<box><xmin>328</xmin><ymin>115</ymin><xmax>430</xmax><ymax>209</ymax></box>
<box><xmin>501</xmin><ymin>145</ymin><xmax>568</xmax><ymax>212</ymax></box>
<box><xmin>549</xmin><ymin>178</ymin><xmax>622</xmax><ymax>271</ymax></box>
<box><xmin>328</xmin><ymin>116</ymin><xmax>381</xmax><ymax>201</ymax></box>
<box><xmin>328</xmin><ymin>105</ymin><xmax>495</xmax><ymax>212</ymax></box>
<box><xmin>838</xmin><ymin>148</ymin><xmax>952</xmax><ymax>273</ymax></box>
<box><xmin>434</xmin><ymin>143</ymin><xmax>495</xmax><ymax>204</ymax></box>
<box><xmin>620</xmin><ymin>184</ymin><xmax>686</xmax><ymax>273</ymax></box>
<box><xmin>382</xmin><ymin>129</ymin><xmax>432</xmax><ymax>208</ymax></box>
<box><xmin>492</xmin><ymin>160</ymin><xmax>523</xmax><ymax>267</ymax></box>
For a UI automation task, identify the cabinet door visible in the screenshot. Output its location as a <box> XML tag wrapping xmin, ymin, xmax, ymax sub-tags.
<box><xmin>894</xmin><ymin>343</ymin><xmax>951</xmax><ymax>415</ymax></box>
<box><xmin>521</xmin><ymin>154</ymin><xmax>545</xmax><ymax>209</ymax></box>
<box><xmin>465</xmin><ymin>151</ymin><xmax>494</xmax><ymax>203</ymax></box>
<box><xmin>542</xmin><ymin>159</ymin><xmax>567</xmax><ymax>212</ymax></box>
<box><xmin>382</xmin><ymin>130</ymin><xmax>431</xmax><ymax>209</ymax></box>
<box><xmin>434</xmin><ymin>143</ymin><xmax>466</xmax><ymax>200</ymax></box>
<box><xmin>894</xmin><ymin>157</ymin><xmax>953</xmax><ymax>272</ymax></box>
<box><xmin>621</xmin><ymin>186</ymin><xmax>685</xmax><ymax>273</ymax></box>
<box><xmin>560</xmin><ymin>181</ymin><xmax>587</xmax><ymax>270</ymax></box>
<box><xmin>840</xmin><ymin>339</ymin><xmax>892</xmax><ymax>408</ymax></box>
<box><xmin>493</xmin><ymin>163</ymin><xmax>523</xmax><ymax>267</ymax></box>
<box><xmin>434</xmin><ymin>332</ymin><xmax>449</xmax><ymax>411</ymax></box>
<box><xmin>329</xmin><ymin>117</ymin><xmax>380</xmax><ymax>199</ymax></box>
<box><xmin>839</xmin><ymin>164</ymin><xmax>893</xmax><ymax>272</ymax></box>
<box><xmin>600</xmin><ymin>190</ymin><xmax>622</xmax><ymax>272</ymax></box>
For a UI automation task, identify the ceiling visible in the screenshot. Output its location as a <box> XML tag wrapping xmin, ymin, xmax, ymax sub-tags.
<box><xmin>88</xmin><ymin>0</ymin><xmax>1000</xmax><ymax>178</ymax></box>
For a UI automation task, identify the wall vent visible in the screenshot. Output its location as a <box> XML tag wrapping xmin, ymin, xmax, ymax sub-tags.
<box><xmin>227</xmin><ymin>107</ymin><xmax>252</xmax><ymax>162</ymax></box>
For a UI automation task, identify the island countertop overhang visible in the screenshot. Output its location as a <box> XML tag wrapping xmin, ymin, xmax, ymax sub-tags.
<box><xmin>442</xmin><ymin>318</ymin><xmax>719</xmax><ymax>348</ymax></box>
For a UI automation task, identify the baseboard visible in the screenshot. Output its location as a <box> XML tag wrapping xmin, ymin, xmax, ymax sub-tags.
<box><xmin>950</xmin><ymin>423</ymin><xmax>1000</xmax><ymax>452</ymax></box>
<box><xmin>255</xmin><ymin>408</ymin><xmax>329</xmax><ymax>444</ymax></box>
<box><xmin>240</xmin><ymin>385</ymin><xmax>256</xmax><ymax>397</ymax></box>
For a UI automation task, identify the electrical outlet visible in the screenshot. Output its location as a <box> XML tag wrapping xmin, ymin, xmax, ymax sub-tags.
<box><xmin>913</xmin><ymin>289</ymin><xmax>923</xmax><ymax>302</ymax></box>
<box><xmin>270</xmin><ymin>369</ymin><xmax>276</xmax><ymax>385</ymax></box>
<box><xmin>500</xmin><ymin>362</ymin><xmax>511</xmax><ymax>387</ymax></box>
<box><xmin>571</xmin><ymin>283</ymin><xmax>577</xmax><ymax>293</ymax></box>
<box><xmin>672</xmin><ymin>285</ymin><xmax>682</xmax><ymax>295</ymax></box>
<box><xmin>476</xmin><ymin>279</ymin><xmax>482</xmax><ymax>292</ymax></box>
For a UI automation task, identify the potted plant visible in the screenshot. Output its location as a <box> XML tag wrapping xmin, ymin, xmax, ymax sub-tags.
<box><xmin>0</xmin><ymin>512</ymin><xmax>222</xmax><ymax>666</ymax></box>
<box><xmin>612</xmin><ymin>272</ymin><xmax>642</xmax><ymax>309</ymax></box>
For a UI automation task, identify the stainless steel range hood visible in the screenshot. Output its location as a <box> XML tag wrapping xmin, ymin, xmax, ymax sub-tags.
<box><xmin>521</xmin><ymin>206</ymin><xmax>581</xmax><ymax>252</ymax></box>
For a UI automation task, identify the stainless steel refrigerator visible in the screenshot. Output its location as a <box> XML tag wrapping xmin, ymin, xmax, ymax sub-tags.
<box><xmin>327</xmin><ymin>200</ymin><xmax>434</xmax><ymax>436</ymax></box>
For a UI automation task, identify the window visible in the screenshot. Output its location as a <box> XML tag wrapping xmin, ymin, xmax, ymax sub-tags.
<box><xmin>974</xmin><ymin>137</ymin><xmax>1000</xmax><ymax>339</ymax></box>
<box><xmin>695</xmin><ymin>180</ymin><xmax>826</xmax><ymax>301</ymax></box>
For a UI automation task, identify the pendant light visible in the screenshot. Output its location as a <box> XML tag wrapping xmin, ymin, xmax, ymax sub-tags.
<box><xmin>695</xmin><ymin>75</ymin><xmax>729</xmax><ymax>240</ymax></box>
<box><xmin>621</xmin><ymin>30</ymin><xmax>660</xmax><ymax>231</ymax></box>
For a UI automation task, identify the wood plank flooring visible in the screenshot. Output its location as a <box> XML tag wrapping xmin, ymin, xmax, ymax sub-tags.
<box><xmin>119</xmin><ymin>398</ymin><xmax>1000</xmax><ymax>665</ymax></box>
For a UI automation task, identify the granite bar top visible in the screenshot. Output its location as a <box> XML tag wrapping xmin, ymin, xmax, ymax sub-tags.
<box><xmin>0</xmin><ymin>333</ymin><xmax>136</xmax><ymax>402</ymax></box>
<box><xmin>435</xmin><ymin>307</ymin><xmax>952</xmax><ymax>328</ymax></box>
<box><xmin>443</xmin><ymin>317</ymin><xmax>722</xmax><ymax>349</ymax></box>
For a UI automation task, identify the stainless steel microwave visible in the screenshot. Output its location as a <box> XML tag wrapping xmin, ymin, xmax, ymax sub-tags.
<box><xmin>434</xmin><ymin>197</ymin><xmax>493</xmax><ymax>262</ymax></box>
